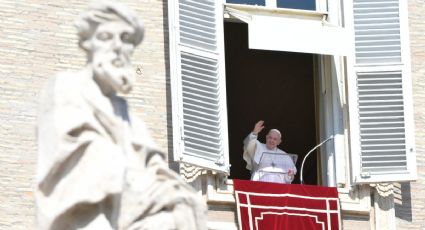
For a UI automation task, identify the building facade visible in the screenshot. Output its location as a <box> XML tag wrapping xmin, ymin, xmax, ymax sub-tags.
<box><xmin>0</xmin><ymin>0</ymin><xmax>424</xmax><ymax>229</ymax></box>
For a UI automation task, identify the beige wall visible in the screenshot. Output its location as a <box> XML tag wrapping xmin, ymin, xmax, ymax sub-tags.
<box><xmin>395</xmin><ymin>0</ymin><xmax>425</xmax><ymax>229</ymax></box>
<box><xmin>0</xmin><ymin>0</ymin><xmax>169</xmax><ymax>229</ymax></box>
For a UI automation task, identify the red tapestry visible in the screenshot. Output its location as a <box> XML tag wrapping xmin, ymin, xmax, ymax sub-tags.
<box><xmin>233</xmin><ymin>179</ymin><xmax>340</xmax><ymax>230</ymax></box>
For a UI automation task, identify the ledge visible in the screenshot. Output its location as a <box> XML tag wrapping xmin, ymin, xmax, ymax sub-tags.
<box><xmin>224</xmin><ymin>3</ymin><xmax>328</xmax><ymax>20</ymax></box>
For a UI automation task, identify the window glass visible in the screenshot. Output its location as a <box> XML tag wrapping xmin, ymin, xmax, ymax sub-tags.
<box><xmin>277</xmin><ymin>0</ymin><xmax>315</xmax><ymax>10</ymax></box>
<box><xmin>226</xmin><ymin>0</ymin><xmax>316</xmax><ymax>11</ymax></box>
<box><xmin>226</xmin><ymin>0</ymin><xmax>265</xmax><ymax>6</ymax></box>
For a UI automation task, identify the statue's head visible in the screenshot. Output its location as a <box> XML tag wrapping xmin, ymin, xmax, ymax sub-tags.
<box><xmin>75</xmin><ymin>0</ymin><xmax>144</xmax><ymax>95</ymax></box>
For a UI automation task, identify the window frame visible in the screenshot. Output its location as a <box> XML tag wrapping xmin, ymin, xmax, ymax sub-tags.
<box><xmin>224</xmin><ymin>1</ymin><xmax>349</xmax><ymax>187</ymax></box>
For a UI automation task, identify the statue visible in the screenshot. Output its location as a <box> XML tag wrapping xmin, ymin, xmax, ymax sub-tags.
<box><xmin>35</xmin><ymin>1</ymin><xmax>207</xmax><ymax>229</ymax></box>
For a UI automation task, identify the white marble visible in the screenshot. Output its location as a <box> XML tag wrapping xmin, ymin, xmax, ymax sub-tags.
<box><xmin>35</xmin><ymin>1</ymin><xmax>206</xmax><ymax>229</ymax></box>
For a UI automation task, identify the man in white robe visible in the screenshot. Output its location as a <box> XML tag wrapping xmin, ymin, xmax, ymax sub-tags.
<box><xmin>243</xmin><ymin>120</ymin><xmax>297</xmax><ymax>184</ymax></box>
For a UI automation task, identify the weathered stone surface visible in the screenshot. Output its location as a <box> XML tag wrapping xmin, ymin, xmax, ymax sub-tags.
<box><xmin>35</xmin><ymin>1</ymin><xmax>206</xmax><ymax>229</ymax></box>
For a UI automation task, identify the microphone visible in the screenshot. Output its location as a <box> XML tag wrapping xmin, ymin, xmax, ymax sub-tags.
<box><xmin>300</xmin><ymin>135</ymin><xmax>334</xmax><ymax>185</ymax></box>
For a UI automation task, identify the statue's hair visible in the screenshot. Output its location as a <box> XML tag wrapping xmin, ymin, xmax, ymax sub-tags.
<box><xmin>75</xmin><ymin>0</ymin><xmax>144</xmax><ymax>48</ymax></box>
<box><xmin>268</xmin><ymin>129</ymin><xmax>282</xmax><ymax>139</ymax></box>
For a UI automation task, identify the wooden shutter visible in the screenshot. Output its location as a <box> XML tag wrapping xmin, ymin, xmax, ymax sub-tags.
<box><xmin>349</xmin><ymin>0</ymin><xmax>416</xmax><ymax>183</ymax></box>
<box><xmin>168</xmin><ymin>0</ymin><xmax>229</xmax><ymax>173</ymax></box>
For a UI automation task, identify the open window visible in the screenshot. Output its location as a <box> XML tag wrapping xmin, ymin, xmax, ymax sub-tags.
<box><xmin>224</xmin><ymin>21</ymin><xmax>319</xmax><ymax>185</ymax></box>
<box><xmin>167</xmin><ymin>0</ymin><xmax>417</xmax><ymax>186</ymax></box>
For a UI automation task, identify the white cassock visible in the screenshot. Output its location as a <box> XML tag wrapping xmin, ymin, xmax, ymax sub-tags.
<box><xmin>243</xmin><ymin>133</ymin><xmax>297</xmax><ymax>184</ymax></box>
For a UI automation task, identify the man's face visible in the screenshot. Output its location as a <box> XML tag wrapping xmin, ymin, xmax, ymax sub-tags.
<box><xmin>87</xmin><ymin>20</ymin><xmax>136</xmax><ymax>94</ymax></box>
<box><xmin>266</xmin><ymin>131</ymin><xmax>281</xmax><ymax>150</ymax></box>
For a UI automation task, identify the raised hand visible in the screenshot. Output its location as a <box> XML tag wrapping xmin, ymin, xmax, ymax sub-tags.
<box><xmin>252</xmin><ymin>120</ymin><xmax>265</xmax><ymax>135</ymax></box>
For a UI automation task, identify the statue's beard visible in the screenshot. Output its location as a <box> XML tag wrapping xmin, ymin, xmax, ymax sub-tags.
<box><xmin>93</xmin><ymin>53</ymin><xmax>134</xmax><ymax>95</ymax></box>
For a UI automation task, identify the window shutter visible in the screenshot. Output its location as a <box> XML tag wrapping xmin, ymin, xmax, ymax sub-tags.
<box><xmin>353</xmin><ymin>0</ymin><xmax>401</xmax><ymax>64</ymax></box>
<box><xmin>348</xmin><ymin>0</ymin><xmax>416</xmax><ymax>183</ymax></box>
<box><xmin>168</xmin><ymin>0</ymin><xmax>230</xmax><ymax>173</ymax></box>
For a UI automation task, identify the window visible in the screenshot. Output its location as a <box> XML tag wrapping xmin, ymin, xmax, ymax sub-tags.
<box><xmin>223</xmin><ymin>22</ymin><xmax>319</xmax><ymax>184</ymax></box>
<box><xmin>167</xmin><ymin>0</ymin><xmax>417</xmax><ymax>185</ymax></box>
<box><xmin>226</xmin><ymin>0</ymin><xmax>265</xmax><ymax>7</ymax></box>
<box><xmin>276</xmin><ymin>0</ymin><xmax>315</xmax><ymax>10</ymax></box>
<box><xmin>226</xmin><ymin>0</ymin><xmax>316</xmax><ymax>11</ymax></box>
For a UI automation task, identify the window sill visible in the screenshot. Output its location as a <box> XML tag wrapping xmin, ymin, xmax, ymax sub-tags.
<box><xmin>206</xmin><ymin>176</ymin><xmax>371</xmax><ymax>215</ymax></box>
<box><xmin>206</xmin><ymin>174</ymin><xmax>236</xmax><ymax>204</ymax></box>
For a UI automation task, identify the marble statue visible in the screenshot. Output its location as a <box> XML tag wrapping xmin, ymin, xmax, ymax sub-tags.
<box><xmin>35</xmin><ymin>1</ymin><xmax>207</xmax><ymax>229</ymax></box>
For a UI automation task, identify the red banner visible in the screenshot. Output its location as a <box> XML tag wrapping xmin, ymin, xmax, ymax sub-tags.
<box><xmin>234</xmin><ymin>179</ymin><xmax>340</xmax><ymax>230</ymax></box>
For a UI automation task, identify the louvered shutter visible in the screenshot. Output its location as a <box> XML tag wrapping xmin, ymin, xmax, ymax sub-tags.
<box><xmin>349</xmin><ymin>0</ymin><xmax>416</xmax><ymax>183</ymax></box>
<box><xmin>168</xmin><ymin>0</ymin><xmax>230</xmax><ymax>173</ymax></box>
<box><xmin>354</xmin><ymin>0</ymin><xmax>401</xmax><ymax>64</ymax></box>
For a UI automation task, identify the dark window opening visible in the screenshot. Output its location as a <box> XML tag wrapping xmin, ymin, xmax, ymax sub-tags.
<box><xmin>224</xmin><ymin>22</ymin><xmax>318</xmax><ymax>185</ymax></box>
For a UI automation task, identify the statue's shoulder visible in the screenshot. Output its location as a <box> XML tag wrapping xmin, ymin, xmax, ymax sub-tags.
<box><xmin>40</xmin><ymin>70</ymin><xmax>89</xmax><ymax>106</ymax></box>
<box><xmin>53</xmin><ymin>70</ymin><xmax>87</xmax><ymax>91</ymax></box>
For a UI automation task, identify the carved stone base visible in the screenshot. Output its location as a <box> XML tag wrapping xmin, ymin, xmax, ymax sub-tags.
<box><xmin>370</xmin><ymin>183</ymin><xmax>395</xmax><ymax>230</ymax></box>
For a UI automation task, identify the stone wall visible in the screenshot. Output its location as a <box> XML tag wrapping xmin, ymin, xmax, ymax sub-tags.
<box><xmin>395</xmin><ymin>0</ymin><xmax>425</xmax><ymax>229</ymax></box>
<box><xmin>0</xmin><ymin>0</ymin><xmax>169</xmax><ymax>229</ymax></box>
